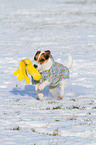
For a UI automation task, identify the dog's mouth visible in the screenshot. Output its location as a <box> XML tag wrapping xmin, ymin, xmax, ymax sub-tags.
<box><xmin>32</xmin><ymin>61</ymin><xmax>41</xmax><ymax>71</ymax></box>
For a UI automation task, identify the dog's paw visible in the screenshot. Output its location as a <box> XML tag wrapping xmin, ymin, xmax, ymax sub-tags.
<box><xmin>38</xmin><ymin>93</ymin><xmax>44</xmax><ymax>100</ymax></box>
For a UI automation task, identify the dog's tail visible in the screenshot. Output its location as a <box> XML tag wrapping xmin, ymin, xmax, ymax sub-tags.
<box><xmin>66</xmin><ymin>54</ymin><xmax>72</xmax><ymax>69</ymax></box>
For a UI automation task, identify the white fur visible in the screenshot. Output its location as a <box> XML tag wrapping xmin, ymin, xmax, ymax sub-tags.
<box><xmin>39</xmin><ymin>58</ymin><xmax>53</xmax><ymax>72</ymax></box>
<box><xmin>37</xmin><ymin>52</ymin><xmax>42</xmax><ymax>61</ymax></box>
<box><xmin>33</xmin><ymin>58</ymin><xmax>53</xmax><ymax>73</ymax></box>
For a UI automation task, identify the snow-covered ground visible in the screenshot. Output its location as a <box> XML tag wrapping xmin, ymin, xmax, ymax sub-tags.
<box><xmin>0</xmin><ymin>0</ymin><xmax>96</xmax><ymax>144</ymax></box>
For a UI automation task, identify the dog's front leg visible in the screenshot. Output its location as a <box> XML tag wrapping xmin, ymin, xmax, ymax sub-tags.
<box><xmin>35</xmin><ymin>84</ymin><xmax>44</xmax><ymax>100</ymax></box>
<box><xmin>35</xmin><ymin>80</ymin><xmax>50</xmax><ymax>100</ymax></box>
<box><xmin>38</xmin><ymin>80</ymin><xmax>50</xmax><ymax>91</ymax></box>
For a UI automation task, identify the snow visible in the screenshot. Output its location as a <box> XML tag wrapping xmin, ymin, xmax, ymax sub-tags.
<box><xmin>0</xmin><ymin>0</ymin><xmax>96</xmax><ymax>144</ymax></box>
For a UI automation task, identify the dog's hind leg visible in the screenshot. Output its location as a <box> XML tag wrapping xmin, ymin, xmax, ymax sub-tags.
<box><xmin>58</xmin><ymin>79</ymin><xmax>67</xmax><ymax>99</ymax></box>
<box><xmin>49</xmin><ymin>86</ymin><xmax>58</xmax><ymax>97</ymax></box>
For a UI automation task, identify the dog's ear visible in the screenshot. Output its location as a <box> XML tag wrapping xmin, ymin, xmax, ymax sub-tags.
<box><xmin>35</xmin><ymin>50</ymin><xmax>41</xmax><ymax>55</ymax></box>
<box><xmin>34</xmin><ymin>51</ymin><xmax>41</xmax><ymax>60</ymax></box>
<box><xmin>45</xmin><ymin>50</ymin><xmax>51</xmax><ymax>60</ymax></box>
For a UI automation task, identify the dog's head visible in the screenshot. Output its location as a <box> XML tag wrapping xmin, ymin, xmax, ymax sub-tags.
<box><xmin>33</xmin><ymin>50</ymin><xmax>53</xmax><ymax>72</ymax></box>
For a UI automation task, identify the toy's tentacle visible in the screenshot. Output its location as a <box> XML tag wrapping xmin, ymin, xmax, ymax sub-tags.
<box><xmin>18</xmin><ymin>60</ymin><xmax>23</xmax><ymax>81</ymax></box>
<box><xmin>13</xmin><ymin>69</ymin><xmax>19</xmax><ymax>77</ymax></box>
<box><xmin>22</xmin><ymin>60</ymin><xmax>30</xmax><ymax>84</ymax></box>
<box><xmin>27</xmin><ymin>62</ymin><xmax>34</xmax><ymax>75</ymax></box>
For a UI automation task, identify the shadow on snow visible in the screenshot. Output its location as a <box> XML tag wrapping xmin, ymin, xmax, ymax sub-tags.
<box><xmin>10</xmin><ymin>82</ymin><xmax>92</xmax><ymax>100</ymax></box>
<box><xmin>10</xmin><ymin>85</ymin><xmax>49</xmax><ymax>98</ymax></box>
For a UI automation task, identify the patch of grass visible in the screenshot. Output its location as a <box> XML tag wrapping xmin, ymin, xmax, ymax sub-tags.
<box><xmin>46</xmin><ymin>107</ymin><xmax>50</xmax><ymax>110</ymax></box>
<box><xmin>12</xmin><ymin>126</ymin><xmax>20</xmax><ymax>131</ymax></box>
<box><xmin>48</xmin><ymin>101</ymin><xmax>56</xmax><ymax>104</ymax></box>
<box><xmin>92</xmin><ymin>107</ymin><xmax>96</xmax><ymax>109</ymax></box>
<box><xmin>72</xmin><ymin>106</ymin><xmax>80</xmax><ymax>109</ymax></box>
<box><xmin>52</xmin><ymin>106</ymin><xmax>62</xmax><ymax>110</ymax></box>
<box><xmin>84</xmin><ymin>119</ymin><xmax>92</xmax><ymax>122</ymax></box>
<box><xmin>31</xmin><ymin>128</ymin><xmax>35</xmax><ymax>132</ymax></box>
<box><xmin>89</xmin><ymin>100</ymin><xmax>94</xmax><ymax>105</ymax></box>
<box><xmin>67</xmin><ymin>106</ymin><xmax>79</xmax><ymax>109</ymax></box>
<box><xmin>70</xmin><ymin>99</ymin><xmax>76</xmax><ymax>102</ymax></box>
<box><xmin>80</xmin><ymin>106</ymin><xmax>86</xmax><ymax>110</ymax></box>
<box><xmin>36</xmin><ymin>97</ymin><xmax>40</xmax><ymax>100</ymax></box>
<box><xmin>67</xmin><ymin>105</ymin><xmax>86</xmax><ymax>110</ymax></box>
<box><xmin>3</xmin><ymin>112</ymin><xmax>7</xmax><ymax>115</ymax></box>
<box><xmin>67</xmin><ymin>118</ymin><xmax>77</xmax><ymax>121</ymax></box>
<box><xmin>53</xmin><ymin>129</ymin><xmax>59</xmax><ymax>136</ymax></box>
<box><xmin>31</xmin><ymin>128</ymin><xmax>60</xmax><ymax>136</ymax></box>
<box><xmin>55</xmin><ymin>119</ymin><xmax>60</xmax><ymax>122</ymax></box>
<box><xmin>88</xmin><ymin>112</ymin><xmax>91</xmax><ymax>115</ymax></box>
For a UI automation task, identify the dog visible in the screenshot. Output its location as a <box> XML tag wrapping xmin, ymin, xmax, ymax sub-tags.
<box><xmin>32</xmin><ymin>50</ymin><xmax>72</xmax><ymax>100</ymax></box>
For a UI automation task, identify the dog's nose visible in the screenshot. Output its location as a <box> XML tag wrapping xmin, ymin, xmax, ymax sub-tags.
<box><xmin>34</xmin><ymin>64</ymin><xmax>38</xmax><ymax>68</ymax></box>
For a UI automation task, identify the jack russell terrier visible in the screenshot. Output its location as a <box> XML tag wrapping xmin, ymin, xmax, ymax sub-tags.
<box><xmin>32</xmin><ymin>50</ymin><xmax>72</xmax><ymax>100</ymax></box>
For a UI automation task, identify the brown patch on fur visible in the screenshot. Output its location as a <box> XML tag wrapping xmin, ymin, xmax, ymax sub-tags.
<box><xmin>39</xmin><ymin>50</ymin><xmax>51</xmax><ymax>64</ymax></box>
<box><xmin>39</xmin><ymin>53</ymin><xmax>46</xmax><ymax>64</ymax></box>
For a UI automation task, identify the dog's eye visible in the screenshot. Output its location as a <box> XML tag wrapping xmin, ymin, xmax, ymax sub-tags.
<box><xmin>40</xmin><ymin>59</ymin><xmax>45</xmax><ymax>62</ymax></box>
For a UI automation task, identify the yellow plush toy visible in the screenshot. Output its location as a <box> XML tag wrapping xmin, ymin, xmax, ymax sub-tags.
<box><xmin>13</xmin><ymin>59</ymin><xmax>41</xmax><ymax>84</ymax></box>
